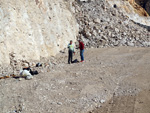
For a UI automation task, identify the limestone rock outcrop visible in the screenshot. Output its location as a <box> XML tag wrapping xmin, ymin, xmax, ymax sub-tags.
<box><xmin>0</xmin><ymin>0</ymin><xmax>78</xmax><ymax>65</ymax></box>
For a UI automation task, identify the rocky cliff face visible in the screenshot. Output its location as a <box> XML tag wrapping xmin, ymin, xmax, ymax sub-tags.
<box><xmin>0</xmin><ymin>0</ymin><xmax>78</xmax><ymax>65</ymax></box>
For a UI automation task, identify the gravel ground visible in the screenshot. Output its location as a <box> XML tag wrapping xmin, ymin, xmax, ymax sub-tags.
<box><xmin>0</xmin><ymin>47</ymin><xmax>150</xmax><ymax>113</ymax></box>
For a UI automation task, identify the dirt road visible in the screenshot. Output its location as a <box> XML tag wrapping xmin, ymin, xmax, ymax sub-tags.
<box><xmin>0</xmin><ymin>47</ymin><xmax>150</xmax><ymax>113</ymax></box>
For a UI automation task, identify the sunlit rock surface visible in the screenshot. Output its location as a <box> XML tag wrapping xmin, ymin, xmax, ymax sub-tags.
<box><xmin>0</xmin><ymin>0</ymin><xmax>78</xmax><ymax>65</ymax></box>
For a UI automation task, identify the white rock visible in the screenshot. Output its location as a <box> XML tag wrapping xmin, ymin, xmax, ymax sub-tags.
<box><xmin>93</xmin><ymin>18</ymin><xmax>101</xmax><ymax>24</ymax></box>
<box><xmin>22</xmin><ymin>63</ymin><xmax>28</xmax><ymax>67</ymax></box>
<box><xmin>100</xmin><ymin>99</ymin><xmax>106</xmax><ymax>103</ymax></box>
<box><xmin>127</xmin><ymin>42</ymin><xmax>134</xmax><ymax>46</ymax></box>
<box><xmin>18</xmin><ymin>78</ymin><xmax>22</xmax><ymax>81</ymax></box>
<box><xmin>120</xmin><ymin>39</ymin><xmax>126</xmax><ymax>44</ymax></box>
<box><xmin>115</xmin><ymin>28</ymin><xmax>119</xmax><ymax>33</ymax></box>
<box><xmin>57</xmin><ymin>102</ymin><xmax>62</xmax><ymax>105</ymax></box>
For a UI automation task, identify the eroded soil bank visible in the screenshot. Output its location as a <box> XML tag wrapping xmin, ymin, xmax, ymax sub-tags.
<box><xmin>0</xmin><ymin>47</ymin><xmax>150</xmax><ymax>113</ymax></box>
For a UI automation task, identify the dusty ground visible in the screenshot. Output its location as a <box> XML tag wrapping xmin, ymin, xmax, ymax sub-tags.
<box><xmin>0</xmin><ymin>47</ymin><xmax>150</xmax><ymax>113</ymax></box>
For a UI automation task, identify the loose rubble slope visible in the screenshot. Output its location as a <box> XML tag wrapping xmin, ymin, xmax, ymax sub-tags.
<box><xmin>71</xmin><ymin>0</ymin><xmax>150</xmax><ymax>48</ymax></box>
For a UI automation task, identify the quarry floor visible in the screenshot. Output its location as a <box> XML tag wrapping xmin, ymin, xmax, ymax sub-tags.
<box><xmin>0</xmin><ymin>47</ymin><xmax>150</xmax><ymax>113</ymax></box>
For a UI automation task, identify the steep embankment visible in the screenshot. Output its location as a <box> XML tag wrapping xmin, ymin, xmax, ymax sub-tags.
<box><xmin>0</xmin><ymin>0</ymin><xmax>78</xmax><ymax>65</ymax></box>
<box><xmin>70</xmin><ymin>0</ymin><xmax>150</xmax><ymax>48</ymax></box>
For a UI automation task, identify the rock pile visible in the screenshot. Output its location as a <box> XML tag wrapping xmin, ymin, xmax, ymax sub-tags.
<box><xmin>71</xmin><ymin>0</ymin><xmax>150</xmax><ymax>48</ymax></box>
<box><xmin>0</xmin><ymin>54</ymin><xmax>58</xmax><ymax>79</ymax></box>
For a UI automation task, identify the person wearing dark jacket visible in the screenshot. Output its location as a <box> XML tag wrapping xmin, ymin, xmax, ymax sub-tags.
<box><xmin>78</xmin><ymin>40</ymin><xmax>84</xmax><ymax>62</ymax></box>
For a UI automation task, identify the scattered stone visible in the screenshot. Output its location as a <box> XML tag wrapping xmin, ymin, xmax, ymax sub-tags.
<box><xmin>22</xmin><ymin>63</ymin><xmax>29</xmax><ymax>67</ymax></box>
<box><xmin>36</xmin><ymin>63</ymin><xmax>42</xmax><ymax>67</ymax></box>
<box><xmin>127</xmin><ymin>42</ymin><xmax>134</xmax><ymax>46</ymax></box>
<box><xmin>57</xmin><ymin>102</ymin><xmax>62</xmax><ymax>105</ymax></box>
<box><xmin>18</xmin><ymin>78</ymin><xmax>22</xmax><ymax>81</ymax></box>
<box><xmin>100</xmin><ymin>99</ymin><xmax>106</xmax><ymax>103</ymax></box>
<box><xmin>115</xmin><ymin>28</ymin><xmax>119</xmax><ymax>33</ymax></box>
<box><xmin>93</xmin><ymin>18</ymin><xmax>100</xmax><ymax>24</ymax></box>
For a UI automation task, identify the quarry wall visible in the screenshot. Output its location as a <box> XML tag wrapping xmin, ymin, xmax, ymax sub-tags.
<box><xmin>0</xmin><ymin>0</ymin><xmax>150</xmax><ymax>74</ymax></box>
<box><xmin>0</xmin><ymin>0</ymin><xmax>78</xmax><ymax>65</ymax></box>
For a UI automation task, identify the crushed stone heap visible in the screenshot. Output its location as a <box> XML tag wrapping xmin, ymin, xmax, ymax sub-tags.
<box><xmin>71</xmin><ymin>0</ymin><xmax>150</xmax><ymax>48</ymax></box>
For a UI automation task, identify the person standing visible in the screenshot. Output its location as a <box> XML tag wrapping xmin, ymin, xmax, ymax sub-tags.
<box><xmin>78</xmin><ymin>40</ymin><xmax>84</xmax><ymax>62</ymax></box>
<box><xmin>68</xmin><ymin>40</ymin><xmax>75</xmax><ymax>64</ymax></box>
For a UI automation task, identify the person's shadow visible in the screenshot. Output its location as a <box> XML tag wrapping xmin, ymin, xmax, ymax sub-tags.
<box><xmin>72</xmin><ymin>59</ymin><xmax>79</xmax><ymax>63</ymax></box>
